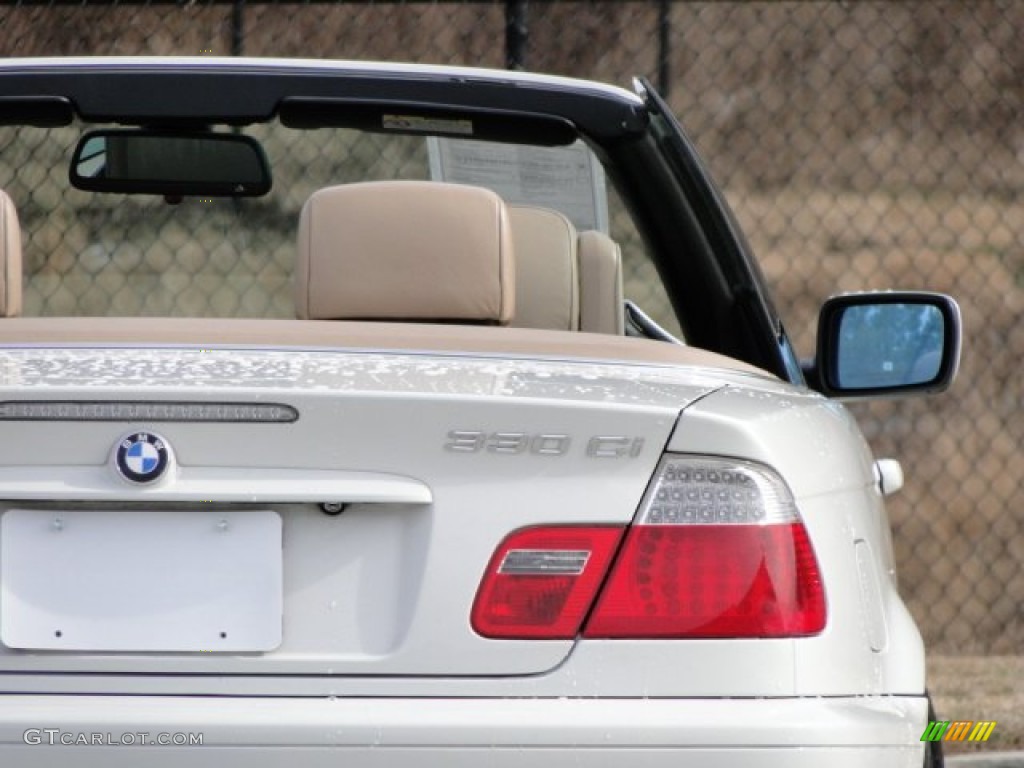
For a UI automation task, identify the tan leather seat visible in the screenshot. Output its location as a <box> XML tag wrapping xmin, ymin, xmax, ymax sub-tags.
<box><xmin>508</xmin><ymin>205</ymin><xmax>625</xmax><ymax>335</ymax></box>
<box><xmin>508</xmin><ymin>205</ymin><xmax>579</xmax><ymax>331</ymax></box>
<box><xmin>295</xmin><ymin>181</ymin><xmax>515</xmax><ymax>324</ymax></box>
<box><xmin>0</xmin><ymin>189</ymin><xmax>22</xmax><ymax>318</ymax></box>
<box><xmin>577</xmin><ymin>229</ymin><xmax>624</xmax><ymax>335</ymax></box>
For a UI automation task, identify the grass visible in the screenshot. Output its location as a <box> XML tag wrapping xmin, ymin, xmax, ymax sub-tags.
<box><xmin>927</xmin><ymin>655</ymin><xmax>1024</xmax><ymax>753</ymax></box>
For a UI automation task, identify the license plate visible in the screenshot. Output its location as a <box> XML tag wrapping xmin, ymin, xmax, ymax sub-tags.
<box><xmin>1</xmin><ymin>509</ymin><xmax>282</xmax><ymax>652</ymax></box>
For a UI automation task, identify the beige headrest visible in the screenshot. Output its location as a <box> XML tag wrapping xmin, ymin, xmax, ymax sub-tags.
<box><xmin>508</xmin><ymin>205</ymin><xmax>579</xmax><ymax>331</ymax></box>
<box><xmin>296</xmin><ymin>181</ymin><xmax>514</xmax><ymax>324</ymax></box>
<box><xmin>578</xmin><ymin>230</ymin><xmax>624</xmax><ymax>335</ymax></box>
<box><xmin>0</xmin><ymin>190</ymin><xmax>22</xmax><ymax>318</ymax></box>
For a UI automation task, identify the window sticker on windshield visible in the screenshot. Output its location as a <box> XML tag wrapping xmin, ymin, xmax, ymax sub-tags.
<box><xmin>383</xmin><ymin>115</ymin><xmax>474</xmax><ymax>136</ymax></box>
<box><xmin>427</xmin><ymin>138</ymin><xmax>609</xmax><ymax>233</ymax></box>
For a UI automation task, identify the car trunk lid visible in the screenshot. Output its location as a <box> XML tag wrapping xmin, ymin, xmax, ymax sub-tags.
<box><xmin>0</xmin><ymin>333</ymin><xmax>771</xmax><ymax>676</ymax></box>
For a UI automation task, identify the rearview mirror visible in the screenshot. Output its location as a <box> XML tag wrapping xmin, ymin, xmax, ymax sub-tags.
<box><xmin>813</xmin><ymin>292</ymin><xmax>961</xmax><ymax>398</ymax></box>
<box><xmin>70</xmin><ymin>130</ymin><xmax>271</xmax><ymax>197</ymax></box>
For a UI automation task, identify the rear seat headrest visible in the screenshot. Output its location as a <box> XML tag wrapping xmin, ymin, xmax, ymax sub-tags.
<box><xmin>508</xmin><ymin>205</ymin><xmax>579</xmax><ymax>331</ymax></box>
<box><xmin>295</xmin><ymin>181</ymin><xmax>515</xmax><ymax>324</ymax></box>
<box><xmin>0</xmin><ymin>189</ymin><xmax>22</xmax><ymax>318</ymax></box>
<box><xmin>578</xmin><ymin>229</ymin><xmax>624</xmax><ymax>335</ymax></box>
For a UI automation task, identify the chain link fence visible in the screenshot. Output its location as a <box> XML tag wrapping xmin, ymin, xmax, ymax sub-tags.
<box><xmin>1</xmin><ymin>0</ymin><xmax>1022</xmax><ymax>656</ymax></box>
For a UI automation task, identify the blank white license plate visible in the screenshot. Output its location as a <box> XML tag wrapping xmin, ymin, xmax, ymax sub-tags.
<box><xmin>1</xmin><ymin>509</ymin><xmax>282</xmax><ymax>652</ymax></box>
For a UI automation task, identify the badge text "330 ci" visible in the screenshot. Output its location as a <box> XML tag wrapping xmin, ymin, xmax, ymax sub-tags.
<box><xmin>444</xmin><ymin>431</ymin><xmax>644</xmax><ymax>458</ymax></box>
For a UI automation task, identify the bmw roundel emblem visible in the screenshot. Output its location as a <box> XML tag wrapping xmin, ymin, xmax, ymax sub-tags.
<box><xmin>114</xmin><ymin>432</ymin><xmax>171</xmax><ymax>484</ymax></box>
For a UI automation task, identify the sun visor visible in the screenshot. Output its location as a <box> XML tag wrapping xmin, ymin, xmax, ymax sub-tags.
<box><xmin>279</xmin><ymin>98</ymin><xmax>578</xmax><ymax>146</ymax></box>
<box><xmin>0</xmin><ymin>96</ymin><xmax>74</xmax><ymax>127</ymax></box>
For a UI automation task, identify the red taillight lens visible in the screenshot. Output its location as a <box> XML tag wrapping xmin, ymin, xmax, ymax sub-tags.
<box><xmin>471</xmin><ymin>457</ymin><xmax>827</xmax><ymax>641</ymax></box>
<box><xmin>583</xmin><ymin>522</ymin><xmax>826</xmax><ymax>638</ymax></box>
<box><xmin>471</xmin><ymin>526</ymin><xmax>624</xmax><ymax>639</ymax></box>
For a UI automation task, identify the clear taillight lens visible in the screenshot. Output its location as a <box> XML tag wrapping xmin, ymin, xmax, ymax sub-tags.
<box><xmin>583</xmin><ymin>457</ymin><xmax>827</xmax><ymax>638</ymax></box>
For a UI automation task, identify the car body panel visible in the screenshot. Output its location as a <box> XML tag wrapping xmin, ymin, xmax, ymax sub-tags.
<box><xmin>671</xmin><ymin>387</ymin><xmax>927</xmax><ymax>696</ymax></box>
<box><xmin>0</xmin><ymin>343</ymin><xmax>720</xmax><ymax>676</ymax></box>
<box><xmin>0</xmin><ymin>694</ymin><xmax>928</xmax><ymax>768</ymax></box>
<box><xmin>0</xmin><ymin>342</ymin><xmax>922</xmax><ymax>696</ymax></box>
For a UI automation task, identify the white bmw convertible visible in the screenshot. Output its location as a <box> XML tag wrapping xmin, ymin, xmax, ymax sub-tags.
<box><xmin>0</xmin><ymin>58</ymin><xmax>959</xmax><ymax>767</ymax></box>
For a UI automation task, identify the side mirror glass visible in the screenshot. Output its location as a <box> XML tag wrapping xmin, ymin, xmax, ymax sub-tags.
<box><xmin>815</xmin><ymin>292</ymin><xmax>961</xmax><ymax>398</ymax></box>
<box><xmin>70</xmin><ymin>130</ymin><xmax>271</xmax><ymax>197</ymax></box>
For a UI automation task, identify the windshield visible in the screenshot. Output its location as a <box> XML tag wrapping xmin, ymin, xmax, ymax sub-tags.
<box><xmin>2</xmin><ymin>121</ymin><xmax>679</xmax><ymax>335</ymax></box>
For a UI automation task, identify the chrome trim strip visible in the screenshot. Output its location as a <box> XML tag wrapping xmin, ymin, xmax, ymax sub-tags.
<box><xmin>499</xmin><ymin>549</ymin><xmax>591</xmax><ymax>576</ymax></box>
<box><xmin>0</xmin><ymin>401</ymin><xmax>298</xmax><ymax>423</ymax></box>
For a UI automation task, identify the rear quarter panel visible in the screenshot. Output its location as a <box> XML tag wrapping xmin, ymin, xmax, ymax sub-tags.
<box><xmin>668</xmin><ymin>384</ymin><xmax>926</xmax><ymax>696</ymax></box>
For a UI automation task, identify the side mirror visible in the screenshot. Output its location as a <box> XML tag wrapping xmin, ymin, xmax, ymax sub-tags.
<box><xmin>812</xmin><ymin>292</ymin><xmax>961</xmax><ymax>398</ymax></box>
<box><xmin>70</xmin><ymin>130</ymin><xmax>272</xmax><ymax>197</ymax></box>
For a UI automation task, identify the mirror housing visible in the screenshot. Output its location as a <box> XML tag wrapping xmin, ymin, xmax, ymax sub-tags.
<box><xmin>70</xmin><ymin>130</ymin><xmax>271</xmax><ymax>197</ymax></box>
<box><xmin>811</xmin><ymin>291</ymin><xmax>961</xmax><ymax>399</ymax></box>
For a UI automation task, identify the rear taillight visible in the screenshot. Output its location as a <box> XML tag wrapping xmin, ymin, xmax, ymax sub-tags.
<box><xmin>584</xmin><ymin>457</ymin><xmax>826</xmax><ymax>638</ymax></box>
<box><xmin>471</xmin><ymin>457</ymin><xmax>826</xmax><ymax>641</ymax></box>
<box><xmin>470</xmin><ymin>526</ymin><xmax>623</xmax><ymax>639</ymax></box>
